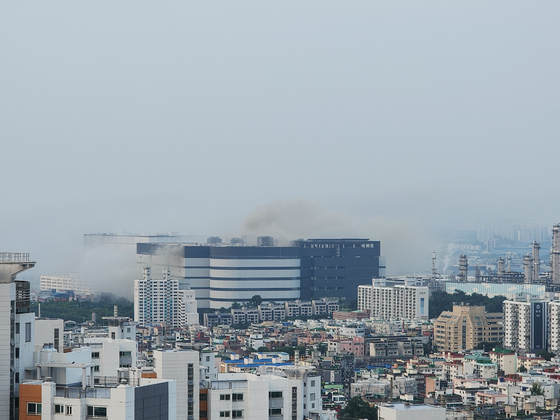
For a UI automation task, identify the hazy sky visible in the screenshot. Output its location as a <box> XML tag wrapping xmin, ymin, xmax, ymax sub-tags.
<box><xmin>1</xmin><ymin>1</ymin><xmax>559</xmax><ymax>280</ymax></box>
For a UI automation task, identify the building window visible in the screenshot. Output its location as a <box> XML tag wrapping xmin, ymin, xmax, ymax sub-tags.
<box><xmin>25</xmin><ymin>322</ymin><xmax>31</xmax><ymax>342</ymax></box>
<box><xmin>55</xmin><ymin>404</ymin><xmax>63</xmax><ymax>414</ymax></box>
<box><xmin>27</xmin><ymin>403</ymin><xmax>42</xmax><ymax>415</ymax></box>
<box><xmin>54</xmin><ymin>328</ymin><xmax>60</xmax><ymax>350</ymax></box>
<box><xmin>15</xmin><ymin>323</ymin><xmax>20</xmax><ymax>334</ymax></box>
<box><xmin>66</xmin><ymin>406</ymin><xmax>73</xmax><ymax>415</ymax></box>
<box><xmin>310</xmin><ymin>380</ymin><xmax>315</xmax><ymax>387</ymax></box>
<box><xmin>93</xmin><ymin>365</ymin><xmax>100</xmax><ymax>372</ymax></box>
<box><xmin>220</xmin><ymin>394</ymin><xmax>231</xmax><ymax>400</ymax></box>
<box><xmin>310</xmin><ymin>393</ymin><xmax>315</xmax><ymax>401</ymax></box>
<box><xmin>269</xmin><ymin>408</ymin><xmax>283</xmax><ymax>416</ymax></box>
<box><xmin>87</xmin><ymin>406</ymin><xmax>107</xmax><ymax>418</ymax></box>
<box><xmin>200</xmin><ymin>411</ymin><xmax>208</xmax><ymax>418</ymax></box>
<box><xmin>119</xmin><ymin>351</ymin><xmax>132</xmax><ymax>357</ymax></box>
<box><xmin>269</xmin><ymin>391</ymin><xmax>283</xmax><ymax>399</ymax></box>
<box><xmin>200</xmin><ymin>393</ymin><xmax>208</xmax><ymax>401</ymax></box>
<box><xmin>92</xmin><ymin>352</ymin><xmax>100</xmax><ymax>359</ymax></box>
<box><xmin>220</xmin><ymin>412</ymin><xmax>231</xmax><ymax>418</ymax></box>
<box><xmin>232</xmin><ymin>410</ymin><xmax>243</xmax><ymax>418</ymax></box>
<box><xmin>232</xmin><ymin>393</ymin><xmax>243</xmax><ymax>401</ymax></box>
<box><xmin>15</xmin><ymin>348</ymin><xmax>19</xmax><ymax>359</ymax></box>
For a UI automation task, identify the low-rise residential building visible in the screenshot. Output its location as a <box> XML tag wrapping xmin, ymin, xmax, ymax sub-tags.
<box><xmin>205</xmin><ymin>367</ymin><xmax>322</xmax><ymax>420</ymax></box>
<box><xmin>378</xmin><ymin>403</ymin><xmax>445</xmax><ymax>420</ymax></box>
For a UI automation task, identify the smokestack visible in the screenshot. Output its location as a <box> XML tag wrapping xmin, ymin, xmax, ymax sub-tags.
<box><xmin>498</xmin><ymin>257</ymin><xmax>505</xmax><ymax>280</ymax></box>
<box><xmin>552</xmin><ymin>224</ymin><xmax>560</xmax><ymax>285</ymax></box>
<box><xmin>523</xmin><ymin>255</ymin><xmax>532</xmax><ymax>284</ymax></box>
<box><xmin>459</xmin><ymin>255</ymin><xmax>468</xmax><ymax>282</ymax></box>
<box><xmin>38</xmin><ymin>303</ymin><xmax>41</xmax><ymax>318</ymax></box>
<box><xmin>532</xmin><ymin>242</ymin><xmax>540</xmax><ymax>281</ymax></box>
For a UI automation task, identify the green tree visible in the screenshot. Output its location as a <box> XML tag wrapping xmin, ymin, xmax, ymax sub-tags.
<box><xmin>531</xmin><ymin>382</ymin><xmax>544</xmax><ymax>396</ymax></box>
<box><xmin>231</xmin><ymin>302</ymin><xmax>241</xmax><ymax>309</ymax></box>
<box><xmin>476</xmin><ymin>341</ymin><xmax>503</xmax><ymax>352</ymax></box>
<box><xmin>339</xmin><ymin>396</ymin><xmax>377</xmax><ymax>420</ymax></box>
<box><xmin>518</xmin><ymin>364</ymin><xmax>527</xmax><ymax>373</ymax></box>
<box><xmin>273</xmin><ymin>346</ymin><xmax>295</xmax><ymax>356</ymax></box>
<box><xmin>257</xmin><ymin>346</ymin><xmax>269</xmax><ymax>352</ymax></box>
<box><xmin>538</xmin><ymin>350</ymin><xmax>555</xmax><ymax>361</ymax></box>
<box><xmin>248</xmin><ymin>295</ymin><xmax>262</xmax><ymax>308</ymax></box>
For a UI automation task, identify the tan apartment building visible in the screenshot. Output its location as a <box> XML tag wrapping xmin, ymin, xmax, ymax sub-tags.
<box><xmin>434</xmin><ymin>304</ymin><xmax>503</xmax><ymax>351</ymax></box>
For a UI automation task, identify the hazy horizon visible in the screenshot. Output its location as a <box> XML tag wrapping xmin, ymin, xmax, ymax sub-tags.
<box><xmin>2</xmin><ymin>1</ymin><xmax>559</xmax><ymax>293</ymax></box>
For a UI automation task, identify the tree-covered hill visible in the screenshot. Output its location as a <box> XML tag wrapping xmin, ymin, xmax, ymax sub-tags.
<box><xmin>429</xmin><ymin>290</ymin><xmax>506</xmax><ymax>319</ymax></box>
<box><xmin>30</xmin><ymin>298</ymin><xmax>133</xmax><ymax>324</ymax></box>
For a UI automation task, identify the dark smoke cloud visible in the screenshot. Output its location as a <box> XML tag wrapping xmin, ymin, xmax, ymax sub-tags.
<box><xmin>242</xmin><ymin>199</ymin><xmax>435</xmax><ymax>275</ymax></box>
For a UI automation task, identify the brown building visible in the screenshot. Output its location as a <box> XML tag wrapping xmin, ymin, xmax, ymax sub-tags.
<box><xmin>434</xmin><ymin>304</ymin><xmax>503</xmax><ymax>351</ymax></box>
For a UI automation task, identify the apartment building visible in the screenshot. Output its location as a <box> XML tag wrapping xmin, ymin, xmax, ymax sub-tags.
<box><xmin>205</xmin><ymin>367</ymin><xmax>322</xmax><ymax>420</ymax></box>
<box><xmin>153</xmin><ymin>350</ymin><xmax>200</xmax><ymax>420</ymax></box>
<box><xmin>0</xmin><ymin>253</ymin><xmax>36</xmax><ymax>420</ymax></box>
<box><xmin>488</xmin><ymin>349</ymin><xmax>517</xmax><ymax>375</ymax></box>
<box><xmin>367</xmin><ymin>336</ymin><xmax>424</xmax><ymax>358</ymax></box>
<box><xmin>203</xmin><ymin>299</ymin><xmax>339</xmax><ymax>327</ymax></box>
<box><xmin>503</xmin><ymin>296</ymin><xmax>548</xmax><ymax>353</ymax></box>
<box><xmin>20</xmin><ymin>377</ymin><xmax>176</xmax><ymax>420</ymax></box>
<box><xmin>547</xmin><ymin>301</ymin><xmax>560</xmax><ymax>353</ymax></box>
<box><xmin>433</xmin><ymin>304</ymin><xmax>503</xmax><ymax>351</ymax></box>
<box><xmin>134</xmin><ymin>267</ymin><xmax>198</xmax><ymax>328</ymax></box>
<box><xmin>358</xmin><ymin>278</ymin><xmax>429</xmax><ymax>321</ymax></box>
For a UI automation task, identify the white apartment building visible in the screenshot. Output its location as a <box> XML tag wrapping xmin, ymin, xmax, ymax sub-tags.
<box><xmin>503</xmin><ymin>296</ymin><xmax>548</xmax><ymax>353</ymax></box>
<box><xmin>154</xmin><ymin>349</ymin><xmax>200</xmax><ymax>420</ymax></box>
<box><xmin>83</xmin><ymin>337</ymin><xmax>137</xmax><ymax>379</ymax></box>
<box><xmin>40</xmin><ymin>274</ymin><xmax>94</xmax><ymax>295</ymax></box>
<box><xmin>206</xmin><ymin>367</ymin><xmax>322</xmax><ymax>420</ymax></box>
<box><xmin>0</xmin><ymin>253</ymin><xmax>36</xmax><ymax>420</ymax></box>
<box><xmin>134</xmin><ymin>267</ymin><xmax>198</xmax><ymax>328</ymax></box>
<box><xmin>21</xmin><ymin>377</ymin><xmax>177</xmax><ymax>420</ymax></box>
<box><xmin>35</xmin><ymin>318</ymin><xmax>65</xmax><ymax>354</ymax></box>
<box><xmin>548</xmin><ymin>301</ymin><xmax>560</xmax><ymax>352</ymax></box>
<box><xmin>378</xmin><ymin>403</ymin><xmax>445</xmax><ymax>420</ymax></box>
<box><xmin>358</xmin><ymin>278</ymin><xmax>429</xmax><ymax>321</ymax></box>
<box><xmin>178</xmin><ymin>289</ymin><xmax>199</xmax><ymax>326</ymax></box>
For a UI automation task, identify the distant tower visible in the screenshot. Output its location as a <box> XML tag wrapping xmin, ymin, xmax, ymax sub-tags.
<box><xmin>523</xmin><ymin>255</ymin><xmax>532</xmax><ymax>284</ymax></box>
<box><xmin>475</xmin><ymin>265</ymin><xmax>481</xmax><ymax>282</ymax></box>
<box><xmin>432</xmin><ymin>252</ymin><xmax>437</xmax><ymax>280</ymax></box>
<box><xmin>459</xmin><ymin>255</ymin><xmax>468</xmax><ymax>282</ymax></box>
<box><xmin>552</xmin><ymin>224</ymin><xmax>560</xmax><ymax>285</ymax></box>
<box><xmin>532</xmin><ymin>241</ymin><xmax>541</xmax><ymax>281</ymax></box>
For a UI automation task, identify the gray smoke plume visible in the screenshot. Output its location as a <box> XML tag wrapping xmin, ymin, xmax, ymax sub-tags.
<box><xmin>242</xmin><ymin>199</ymin><xmax>434</xmax><ymax>274</ymax></box>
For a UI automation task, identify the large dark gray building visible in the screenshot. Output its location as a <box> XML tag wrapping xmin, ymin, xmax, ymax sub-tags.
<box><xmin>137</xmin><ymin>238</ymin><xmax>384</xmax><ymax>309</ymax></box>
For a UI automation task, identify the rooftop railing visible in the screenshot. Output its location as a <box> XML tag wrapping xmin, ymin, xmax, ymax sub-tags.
<box><xmin>0</xmin><ymin>253</ymin><xmax>31</xmax><ymax>262</ymax></box>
